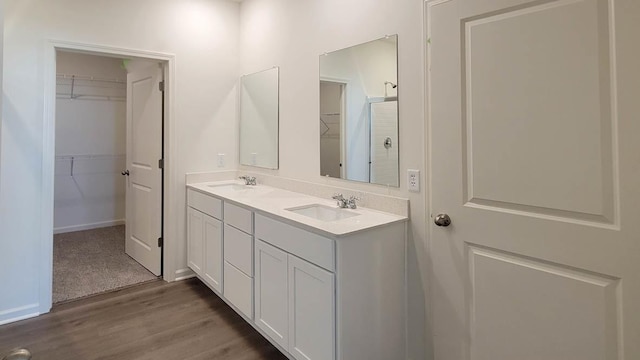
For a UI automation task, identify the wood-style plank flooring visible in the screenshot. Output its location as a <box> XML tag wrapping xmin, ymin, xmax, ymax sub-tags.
<box><xmin>0</xmin><ymin>279</ymin><xmax>288</xmax><ymax>360</ymax></box>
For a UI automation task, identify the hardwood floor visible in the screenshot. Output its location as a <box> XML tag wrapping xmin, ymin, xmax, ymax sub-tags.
<box><xmin>0</xmin><ymin>279</ymin><xmax>288</xmax><ymax>360</ymax></box>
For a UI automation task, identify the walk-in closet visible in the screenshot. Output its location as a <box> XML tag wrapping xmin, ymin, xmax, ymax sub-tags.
<box><xmin>53</xmin><ymin>51</ymin><xmax>156</xmax><ymax>303</ymax></box>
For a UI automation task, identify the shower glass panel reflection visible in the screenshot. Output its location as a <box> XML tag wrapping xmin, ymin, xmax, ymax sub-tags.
<box><xmin>369</xmin><ymin>98</ymin><xmax>398</xmax><ymax>187</ymax></box>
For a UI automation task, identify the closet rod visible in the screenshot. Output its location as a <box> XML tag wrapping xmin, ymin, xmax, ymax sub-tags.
<box><xmin>56</xmin><ymin>154</ymin><xmax>125</xmax><ymax>159</ymax></box>
<box><xmin>56</xmin><ymin>73</ymin><xmax>126</xmax><ymax>84</ymax></box>
<box><xmin>56</xmin><ymin>94</ymin><xmax>126</xmax><ymax>102</ymax></box>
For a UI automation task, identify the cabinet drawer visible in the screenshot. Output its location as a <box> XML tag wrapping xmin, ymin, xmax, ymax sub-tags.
<box><xmin>224</xmin><ymin>224</ymin><xmax>253</xmax><ymax>276</ymax></box>
<box><xmin>187</xmin><ymin>189</ymin><xmax>222</xmax><ymax>219</ymax></box>
<box><xmin>224</xmin><ymin>261</ymin><xmax>253</xmax><ymax>319</ymax></box>
<box><xmin>255</xmin><ymin>214</ymin><xmax>335</xmax><ymax>272</ymax></box>
<box><xmin>224</xmin><ymin>202</ymin><xmax>253</xmax><ymax>234</ymax></box>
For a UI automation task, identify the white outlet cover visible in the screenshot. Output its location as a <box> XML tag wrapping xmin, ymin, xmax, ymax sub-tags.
<box><xmin>408</xmin><ymin>169</ymin><xmax>420</xmax><ymax>192</ymax></box>
<box><xmin>217</xmin><ymin>153</ymin><xmax>225</xmax><ymax>167</ymax></box>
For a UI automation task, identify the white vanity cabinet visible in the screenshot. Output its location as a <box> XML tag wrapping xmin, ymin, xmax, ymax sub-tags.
<box><xmin>187</xmin><ymin>190</ymin><xmax>223</xmax><ymax>293</ymax></box>
<box><xmin>222</xmin><ymin>202</ymin><xmax>254</xmax><ymax>319</ymax></box>
<box><xmin>186</xmin><ymin>184</ymin><xmax>407</xmax><ymax>360</ymax></box>
<box><xmin>255</xmin><ymin>237</ymin><xmax>335</xmax><ymax>360</ymax></box>
<box><xmin>254</xmin><ymin>213</ymin><xmax>335</xmax><ymax>360</ymax></box>
<box><xmin>253</xmin><ymin>213</ymin><xmax>405</xmax><ymax>360</ymax></box>
<box><xmin>187</xmin><ymin>189</ymin><xmax>256</xmax><ymax>318</ymax></box>
<box><xmin>187</xmin><ymin>208</ymin><xmax>204</xmax><ymax>275</ymax></box>
<box><xmin>254</xmin><ymin>240</ymin><xmax>289</xmax><ymax>349</ymax></box>
<box><xmin>287</xmin><ymin>253</ymin><xmax>335</xmax><ymax>360</ymax></box>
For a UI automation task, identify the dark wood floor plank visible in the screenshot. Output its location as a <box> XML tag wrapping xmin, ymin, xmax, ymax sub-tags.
<box><xmin>0</xmin><ymin>279</ymin><xmax>288</xmax><ymax>360</ymax></box>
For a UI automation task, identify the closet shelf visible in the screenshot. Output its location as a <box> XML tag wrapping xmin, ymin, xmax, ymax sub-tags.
<box><xmin>56</xmin><ymin>154</ymin><xmax>125</xmax><ymax>160</ymax></box>
<box><xmin>56</xmin><ymin>73</ymin><xmax>126</xmax><ymax>84</ymax></box>
<box><xmin>56</xmin><ymin>73</ymin><xmax>126</xmax><ymax>102</ymax></box>
<box><xmin>56</xmin><ymin>94</ymin><xmax>126</xmax><ymax>102</ymax></box>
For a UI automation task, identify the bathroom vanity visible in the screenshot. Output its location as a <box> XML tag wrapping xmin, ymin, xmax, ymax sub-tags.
<box><xmin>186</xmin><ymin>180</ymin><xmax>407</xmax><ymax>360</ymax></box>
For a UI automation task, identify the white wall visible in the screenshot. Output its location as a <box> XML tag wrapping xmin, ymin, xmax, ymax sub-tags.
<box><xmin>54</xmin><ymin>52</ymin><xmax>126</xmax><ymax>233</ymax></box>
<box><xmin>238</xmin><ymin>0</ymin><xmax>428</xmax><ymax>359</ymax></box>
<box><xmin>0</xmin><ymin>0</ymin><xmax>240</xmax><ymax>323</ymax></box>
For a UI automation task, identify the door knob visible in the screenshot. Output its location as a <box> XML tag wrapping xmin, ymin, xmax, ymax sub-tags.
<box><xmin>121</xmin><ymin>170</ymin><xmax>130</xmax><ymax>176</ymax></box>
<box><xmin>434</xmin><ymin>213</ymin><xmax>451</xmax><ymax>227</ymax></box>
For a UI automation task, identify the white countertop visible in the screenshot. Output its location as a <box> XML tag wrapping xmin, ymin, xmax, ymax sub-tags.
<box><xmin>187</xmin><ymin>181</ymin><xmax>408</xmax><ymax>238</ymax></box>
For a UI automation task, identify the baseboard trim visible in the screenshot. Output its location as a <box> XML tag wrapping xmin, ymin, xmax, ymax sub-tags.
<box><xmin>174</xmin><ymin>268</ymin><xmax>196</xmax><ymax>281</ymax></box>
<box><xmin>0</xmin><ymin>303</ymin><xmax>40</xmax><ymax>326</ymax></box>
<box><xmin>54</xmin><ymin>219</ymin><xmax>125</xmax><ymax>234</ymax></box>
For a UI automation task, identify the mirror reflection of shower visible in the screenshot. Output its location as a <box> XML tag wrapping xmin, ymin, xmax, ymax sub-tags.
<box><xmin>384</xmin><ymin>81</ymin><xmax>397</xmax><ymax>99</ymax></box>
<box><xmin>319</xmin><ymin>34</ymin><xmax>399</xmax><ymax>187</ymax></box>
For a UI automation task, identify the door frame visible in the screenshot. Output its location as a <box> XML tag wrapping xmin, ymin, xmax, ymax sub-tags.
<box><xmin>41</xmin><ymin>40</ymin><xmax>177</xmax><ymax>314</ymax></box>
<box><xmin>424</xmin><ymin>1</ymin><xmax>444</xmax><ymax>357</ymax></box>
<box><xmin>319</xmin><ymin>77</ymin><xmax>348</xmax><ymax>179</ymax></box>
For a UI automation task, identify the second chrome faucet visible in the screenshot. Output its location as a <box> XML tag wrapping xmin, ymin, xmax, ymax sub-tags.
<box><xmin>332</xmin><ymin>193</ymin><xmax>359</xmax><ymax>209</ymax></box>
<box><xmin>239</xmin><ymin>175</ymin><xmax>257</xmax><ymax>185</ymax></box>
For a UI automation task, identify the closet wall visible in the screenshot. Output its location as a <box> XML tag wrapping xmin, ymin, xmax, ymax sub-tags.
<box><xmin>54</xmin><ymin>52</ymin><xmax>127</xmax><ymax>233</ymax></box>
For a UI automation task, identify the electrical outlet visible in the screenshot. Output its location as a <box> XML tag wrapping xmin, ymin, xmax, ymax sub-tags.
<box><xmin>408</xmin><ymin>169</ymin><xmax>420</xmax><ymax>192</ymax></box>
<box><xmin>251</xmin><ymin>153</ymin><xmax>257</xmax><ymax>166</ymax></box>
<box><xmin>217</xmin><ymin>153</ymin><xmax>225</xmax><ymax>168</ymax></box>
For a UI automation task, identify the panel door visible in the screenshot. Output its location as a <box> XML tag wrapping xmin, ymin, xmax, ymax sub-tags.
<box><xmin>288</xmin><ymin>255</ymin><xmax>335</xmax><ymax>360</ymax></box>
<box><xmin>187</xmin><ymin>207</ymin><xmax>204</xmax><ymax>276</ymax></box>
<box><xmin>125</xmin><ymin>63</ymin><xmax>163</xmax><ymax>275</ymax></box>
<box><xmin>427</xmin><ymin>0</ymin><xmax>640</xmax><ymax>359</ymax></box>
<box><xmin>203</xmin><ymin>214</ymin><xmax>223</xmax><ymax>293</ymax></box>
<box><xmin>255</xmin><ymin>239</ymin><xmax>289</xmax><ymax>349</ymax></box>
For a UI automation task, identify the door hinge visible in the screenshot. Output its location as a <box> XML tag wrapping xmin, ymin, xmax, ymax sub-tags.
<box><xmin>159</xmin><ymin>81</ymin><xmax>165</xmax><ymax>92</ymax></box>
<box><xmin>158</xmin><ymin>237</ymin><xmax>163</xmax><ymax>247</ymax></box>
<box><xmin>158</xmin><ymin>159</ymin><xmax>164</xmax><ymax>169</ymax></box>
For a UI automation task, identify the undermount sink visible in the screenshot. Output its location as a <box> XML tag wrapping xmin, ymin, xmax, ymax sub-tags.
<box><xmin>286</xmin><ymin>203</ymin><xmax>360</xmax><ymax>222</ymax></box>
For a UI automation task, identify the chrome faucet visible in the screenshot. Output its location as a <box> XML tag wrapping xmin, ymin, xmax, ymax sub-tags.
<box><xmin>239</xmin><ymin>175</ymin><xmax>257</xmax><ymax>185</ymax></box>
<box><xmin>332</xmin><ymin>193</ymin><xmax>360</xmax><ymax>209</ymax></box>
<box><xmin>332</xmin><ymin>194</ymin><xmax>348</xmax><ymax>208</ymax></box>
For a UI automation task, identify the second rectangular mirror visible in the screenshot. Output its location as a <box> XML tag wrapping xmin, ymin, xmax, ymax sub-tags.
<box><xmin>240</xmin><ymin>67</ymin><xmax>279</xmax><ymax>169</ymax></box>
<box><xmin>319</xmin><ymin>35</ymin><xmax>399</xmax><ymax>187</ymax></box>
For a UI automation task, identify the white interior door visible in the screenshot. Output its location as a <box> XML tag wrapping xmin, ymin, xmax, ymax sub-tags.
<box><xmin>427</xmin><ymin>0</ymin><xmax>639</xmax><ymax>359</ymax></box>
<box><xmin>125</xmin><ymin>64</ymin><xmax>163</xmax><ymax>276</ymax></box>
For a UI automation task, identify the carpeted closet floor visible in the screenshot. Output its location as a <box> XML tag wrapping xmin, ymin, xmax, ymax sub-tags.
<box><xmin>53</xmin><ymin>225</ymin><xmax>158</xmax><ymax>303</ymax></box>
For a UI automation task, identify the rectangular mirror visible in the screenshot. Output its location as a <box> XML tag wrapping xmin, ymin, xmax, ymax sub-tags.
<box><xmin>319</xmin><ymin>35</ymin><xmax>399</xmax><ymax>187</ymax></box>
<box><xmin>240</xmin><ymin>67</ymin><xmax>279</xmax><ymax>169</ymax></box>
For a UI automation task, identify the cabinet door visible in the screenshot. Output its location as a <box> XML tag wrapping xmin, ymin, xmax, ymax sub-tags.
<box><xmin>203</xmin><ymin>215</ymin><xmax>223</xmax><ymax>293</ymax></box>
<box><xmin>288</xmin><ymin>255</ymin><xmax>335</xmax><ymax>360</ymax></box>
<box><xmin>187</xmin><ymin>207</ymin><xmax>204</xmax><ymax>276</ymax></box>
<box><xmin>255</xmin><ymin>240</ymin><xmax>289</xmax><ymax>349</ymax></box>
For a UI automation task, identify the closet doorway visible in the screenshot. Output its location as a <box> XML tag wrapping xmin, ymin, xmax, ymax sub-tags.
<box><xmin>319</xmin><ymin>80</ymin><xmax>346</xmax><ymax>179</ymax></box>
<box><xmin>53</xmin><ymin>51</ymin><xmax>163</xmax><ymax>303</ymax></box>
